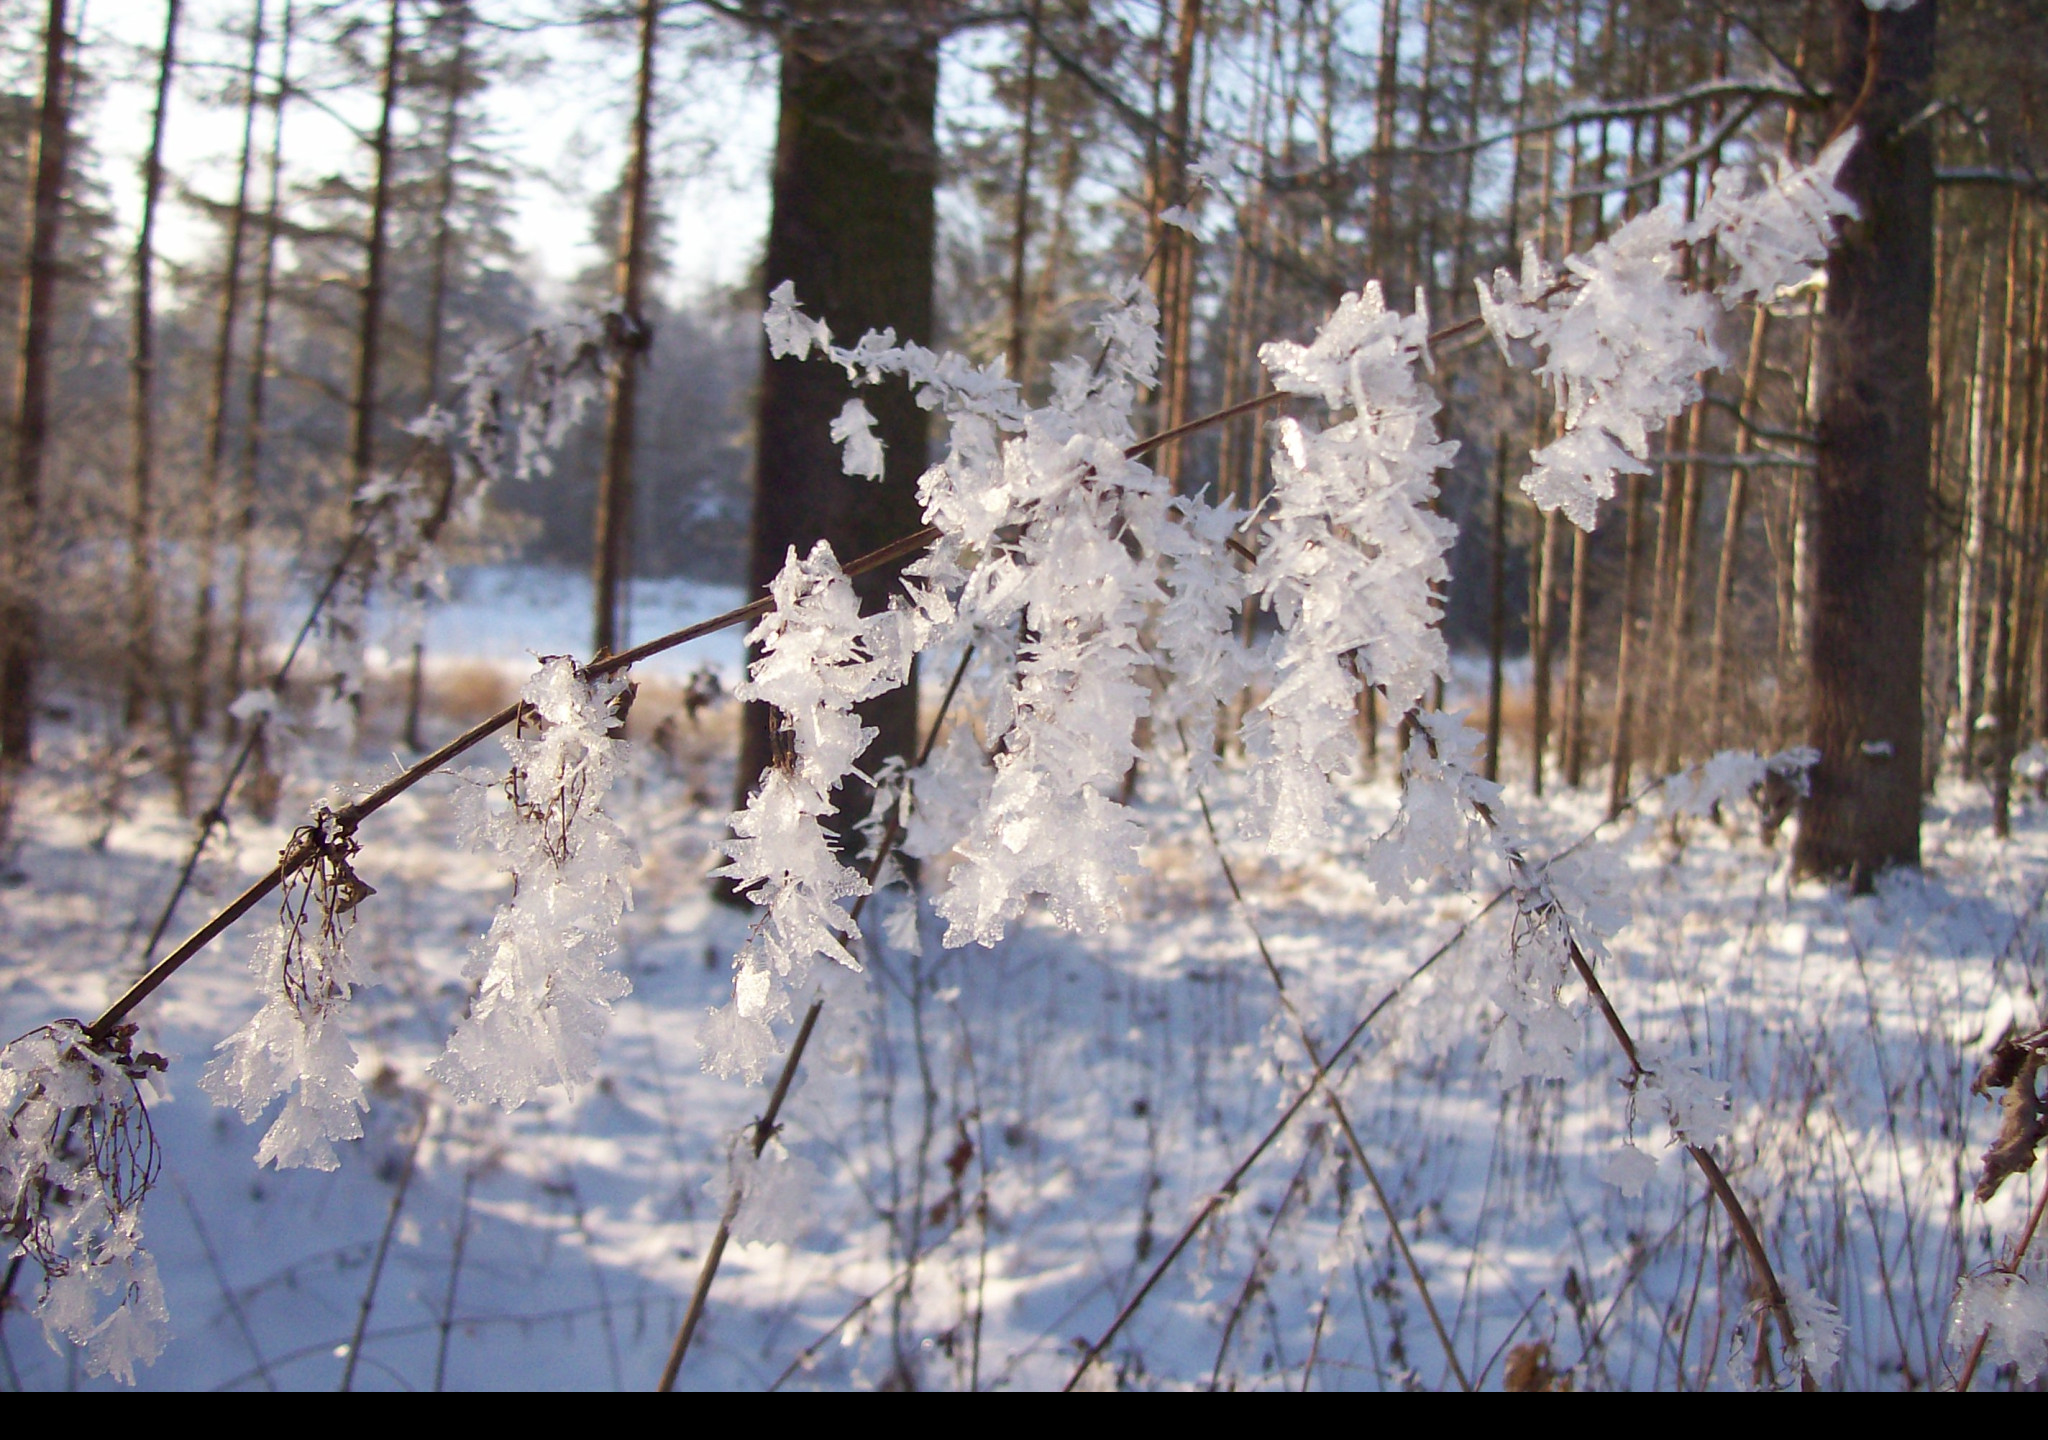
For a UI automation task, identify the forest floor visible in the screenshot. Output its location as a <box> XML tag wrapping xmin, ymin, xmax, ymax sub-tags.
<box><xmin>2</xmin><ymin>624</ymin><xmax>2045</xmax><ymax>1391</ymax></box>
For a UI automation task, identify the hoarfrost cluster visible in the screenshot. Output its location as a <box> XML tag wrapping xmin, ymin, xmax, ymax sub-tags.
<box><xmin>1</xmin><ymin>1022</ymin><xmax>169</xmax><ymax>1383</ymax></box>
<box><xmin>433</xmin><ymin>658</ymin><xmax>639</xmax><ymax>1108</ymax></box>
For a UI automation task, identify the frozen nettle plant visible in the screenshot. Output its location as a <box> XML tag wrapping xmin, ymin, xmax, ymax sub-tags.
<box><xmin>1</xmin><ymin>1022</ymin><xmax>169</xmax><ymax>1382</ymax></box>
<box><xmin>205</xmin><ymin>807</ymin><xmax>377</xmax><ymax>1170</ymax></box>
<box><xmin>704</xmin><ymin>540</ymin><xmax>918</xmax><ymax>1082</ymax></box>
<box><xmin>434</xmin><ymin>657</ymin><xmax>638</xmax><ymax>1108</ymax></box>
<box><xmin>12</xmin><ymin>126</ymin><xmax>1862</xmax><ymax>1381</ymax></box>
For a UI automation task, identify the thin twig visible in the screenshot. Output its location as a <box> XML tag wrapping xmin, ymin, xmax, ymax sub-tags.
<box><xmin>1063</xmin><ymin>780</ymin><xmax>1668</xmax><ymax>1390</ymax></box>
<box><xmin>656</xmin><ymin>644</ymin><xmax>977</xmax><ymax>1390</ymax></box>
<box><xmin>1953</xmin><ymin>1170</ymin><xmax>2048</xmax><ymax>1390</ymax></box>
<box><xmin>338</xmin><ymin>1099</ymin><xmax>428</xmax><ymax>1391</ymax></box>
<box><xmin>1192</xmin><ymin>781</ymin><xmax>1472</xmax><ymax>1391</ymax></box>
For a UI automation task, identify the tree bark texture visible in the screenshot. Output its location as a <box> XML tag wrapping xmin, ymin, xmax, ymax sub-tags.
<box><xmin>124</xmin><ymin>0</ymin><xmax>180</xmax><ymax>732</ymax></box>
<box><xmin>735</xmin><ymin>15</ymin><xmax>939</xmax><ymax>822</ymax></box>
<box><xmin>592</xmin><ymin>0</ymin><xmax>656</xmax><ymax>659</ymax></box>
<box><xmin>2</xmin><ymin>0</ymin><xmax>72</xmax><ymax>766</ymax></box>
<box><xmin>1794</xmin><ymin>0</ymin><xmax>1936</xmax><ymax>884</ymax></box>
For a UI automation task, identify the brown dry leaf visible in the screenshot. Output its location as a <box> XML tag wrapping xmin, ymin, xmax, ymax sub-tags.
<box><xmin>1975</xmin><ymin>1047</ymin><xmax>2047</xmax><ymax>1203</ymax></box>
<box><xmin>1503</xmin><ymin>1340</ymin><xmax>1570</xmax><ymax>1392</ymax></box>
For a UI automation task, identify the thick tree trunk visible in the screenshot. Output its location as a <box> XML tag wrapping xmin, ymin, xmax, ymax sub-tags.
<box><xmin>1794</xmin><ymin>0</ymin><xmax>1937</xmax><ymax>885</ymax></box>
<box><xmin>734</xmin><ymin>15</ymin><xmax>938</xmax><ymax>830</ymax></box>
<box><xmin>1</xmin><ymin>0</ymin><xmax>71</xmax><ymax>767</ymax></box>
<box><xmin>592</xmin><ymin>0</ymin><xmax>656</xmax><ymax>659</ymax></box>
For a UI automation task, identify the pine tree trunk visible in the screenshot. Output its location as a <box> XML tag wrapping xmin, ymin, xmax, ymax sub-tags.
<box><xmin>124</xmin><ymin>0</ymin><xmax>180</xmax><ymax>736</ymax></box>
<box><xmin>186</xmin><ymin>0</ymin><xmax>264</xmax><ymax>741</ymax></box>
<box><xmin>1004</xmin><ymin>0</ymin><xmax>1042</xmax><ymax>382</ymax></box>
<box><xmin>225</xmin><ymin>0</ymin><xmax>295</xmax><ymax>726</ymax></box>
<box><xmin>404</xmin><ymin>0</ymin><xmax>470</xmax><ymax>751</ymax></box>
<box><xmin>592</xmin><ymin>0</ymin><xmax>656</xmax><ymax>659</ymax></box>
<box><xmin>1656</xmin><ymin>400</ymin><xmax>1706</xmax><ymax>776</ymax></box>
<box><xmin>1484</xmin><ymin>436</ymin><xmax>1507</xmax><ymax>782</ymax></box>
<box><xmin>1561</xmin><ymin>523</ymin><xmax>1589</xmax><ymax>786</ymax></box>
<box><xmin>1794</xmin><ymin>0</ymin><xmax>1937</xmax><ymax>885</ymax></box>
<box><xmin>1953</xmin><ymin>245</ymin><xmax>1997</xmax><ymax>767</ymax></box>
<box><xmin>349</xmin><ymin>0</ymin><xmax>403</xmax><ymax>499</ymax></box>
<box><xmin>1607</xmin><ymin>470</ymin><xmax>1647</xmax><ymax>817</ymax></box>
<box><xmin>1367</xmin><ymin>0</ymin><xmax>1401</xmax><ymax>286</ymax></box>
<box><xmin>1708</xmin><ymin>305</ymin><xmax>1771</xmax><ymax>751</ymax></box>
<box><xmin>1531</xmin><ymin>507</ymin><xmax>1557</xmax><ymax>795</ymax></box>
<box><xmin>734</xmin><ymin>13</ymin><xmax>939</xmax><ymax>833</ymax></box>
<box><xmin>1</xmin><ymin>0</ymin><xmax>72</xmax><ymax>767</ymax></box>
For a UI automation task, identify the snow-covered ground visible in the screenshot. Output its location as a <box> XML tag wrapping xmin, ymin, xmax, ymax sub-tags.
<box><xmin>2</xmin><ymin>651</ymin><xmax>2044</xmax><ymax>1391</ymax></box>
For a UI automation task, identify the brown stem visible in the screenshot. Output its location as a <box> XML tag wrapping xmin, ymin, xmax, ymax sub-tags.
<box><xmin>1193</xmin><ymin>784</ymin><xmax>1472</xmax><ymax>1390</ymax></box>
<box><xmin>656</xmin><ymin>643</ymin><xmax>976</xmax><ymax>1389</ymax></box>
<box><xmin>1953</xmin><ymin>1161</ymin><xmax>2048</xmax><ymax>1391</ymax></box>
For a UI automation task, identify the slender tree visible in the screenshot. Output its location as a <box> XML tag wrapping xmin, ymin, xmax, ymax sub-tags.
<box><xmin>122</xmin><ymin>0</ymin><xmax>182</xmax><ymax>737</ymax></box>
<box><xmin>1</xmin><ymin>0</ymin><xmax>73</xmax><ymax>766</ymax></box>
<box><xmin>592</xmin><ymin>0</ymin><xmax>658</xmax><ymax>658</ymax></box>
<box><xmin>187</xmin><ymin>0</ymin><xmax>267</xmax><ymax>739</ymax></box>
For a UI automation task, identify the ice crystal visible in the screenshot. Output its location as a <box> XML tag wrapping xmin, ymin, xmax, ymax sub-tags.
<box><xmin>1952</xmin><ymin>1271</ymin><xmax>2048</xmax><ymax>1384</ymax></box>
<box><xmin>1479</xmin><ymin>213</ymin><xmax>1719</xmax><ymax>530</ymax></box>
<box><xmin>829</xmin><ymin>398</ymin><xmax>886</xmax><ymax>480</ymax></box>
<box><xmin>205</xmin><ymin>810</ymin><xmax>375</xmax><ymax>1170</ymax></box>
<box><xmin>706</xmin><ymin>542</ymin><xmax>915</xmax><ymax>1079</ymax></box>
<box><xmin>1785</xmin><ymin>1283</ymin><xmax>1847</xmax><ymax>1381</ymax></box>
<box><xmin>2</xmin><ymin>1023</ymin><xmax>170</xmax><ymax>1382</ymax></box>
<box><xmin>432</xmin><ymin>658</ymin><xmax>636</xmax><ymax>1109</ymax></box>
<box><xmin>1692</xmin><ymin>131</ymin><xmax>1859</xmax><ymax>308</ymax></box>
<box><xmin>1244</xmin><ymin>283</ymin><xmax>1458</xmax><ymax>853</ymax></box>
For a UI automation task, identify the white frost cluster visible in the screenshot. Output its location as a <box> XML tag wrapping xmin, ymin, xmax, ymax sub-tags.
<box><xmin>706</xmin><ymin>541</ymin><xmax>916</xmax><ymax>1081</ymax></box>
<box><xmin>1</xmin><ymin>1024</ymin><xmax>170</xmax><ymax>1382</ymax></box>
<box><xmin>1478</xmin><ymin>137</ymin><xmax>1855</xmax><ymax>528</ymax></box>
<box><xmin>829</xmin><ymin>398</ymin><xmax>886</xmax><ymax>480</ymax></box>
<box><xmin>205</xmin><ymin>811</ymin><xmax>371</xmax><ymax>1171</ymax></box>
<box><xmin>1952</xmin><ymin>1271</ymin><xmax>2048</xmax><ymax>1383</ymax></box>
<box><xmin>1785</xmin><ymin>1283</ymin><xmax>1847</xmax><ymax>1381</ymax></box>
<box><xmin>1694</xmin><ymin>131</ymin><xmax>1859</xmax><ymax>308</ymax></box>
<box><xmin>434</xmin><ymin>658</ymin><xmax>637</xmax><ymax>1109</ymax></box>
<box><xmin>1477</xmin><ymin>218</ymin><xmax>1718</xmax><ymax>530</ymax></box>
<box><xmin>1244</xmin><ymin>283</ymin><xmax>1458</xmax><ymax>852</ymax></box>
<box><xmin>755</xmin><ymin>281</ymin><xmax>1251</xmax><ymax>953</ymax></box>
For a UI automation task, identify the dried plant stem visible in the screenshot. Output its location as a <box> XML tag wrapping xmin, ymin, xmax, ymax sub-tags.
<box><xmin>433</xmin><ymin>1164</ymin><xmax>476</xmax><ymax>1392</ymax></box>
<box><xmin>84</xmin><ymin>303</ymin><xmax>1492</xmax><ymax>1043</ymax></box>
<box><xmin>657</xmin><ymin>644</ymin><xmax>976</xmax><ymax>1390</ymax></box>
<box><xmin>1558</xmin><ymin>930</ymin><xmax>1811</xmax><ymax>1390</ymax></box>
<box><xmin>338</xmin><ymin>1101</ymin><xmax>428</xmax><ymax>1391</ymax></box>
<box><xmin>1065</xmin><ymin>782</ymin><xmax>1668</xmax><ymax>1391</ymax></box>
<box><xmin>174</xmin><ymin>1176</ymin><xmax>276</xmax><ymax>1389</ymax></box>
<box><xmin>1193</xmin><ymin>784</ymin><xmax>1473</xmax><ymax>1390</ymax></box>
<box><xmin>1953</xmin><ymin>1165</ymin><xmax>2048</xmax><ymax>1390</ymax></box>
